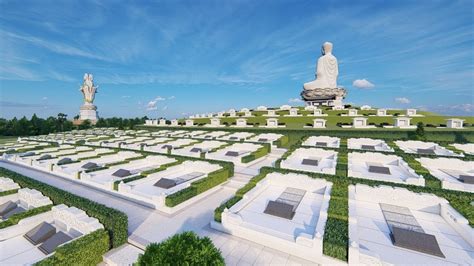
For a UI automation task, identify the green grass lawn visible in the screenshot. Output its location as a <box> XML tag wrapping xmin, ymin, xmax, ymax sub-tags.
<box><xmin>183</xmin><ymin>108</ymin><xmax>474</xmax><ymax>130</ymax></box>
<box><xmin>0</xmin><ymin>136</ymin><xmax>18</xmax><ymax>145</ymax></box>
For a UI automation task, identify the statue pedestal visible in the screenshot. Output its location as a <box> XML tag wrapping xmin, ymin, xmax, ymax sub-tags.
<box><xmin>79</xmin><ymin>103</ymin><xmax>98</xmax><ymax>122</ymax></box>
<box><xmin>301</xmin><ymin>87</ymin><xmax>347</xmax><ymax>107</ymax></box>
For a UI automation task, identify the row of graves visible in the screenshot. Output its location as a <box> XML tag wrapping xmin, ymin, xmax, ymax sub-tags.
<box><xmin>145</xmin><ymin>106</ymin><xmax>466</xmax><ymax>129</ymax></box>
<box><xmin>0</xmin><ymin>177</ymin><xmax>103</xmax><ymax>264</ymax></box>
<box><xmin>1</xmin><ymin>129</ymin><xmax>287</xmax><ymax>214</ymax></box>
<box><xmin>211</xmin><ymin>134</ymin><xmax>473</xmax><ymax>264</ymax></box>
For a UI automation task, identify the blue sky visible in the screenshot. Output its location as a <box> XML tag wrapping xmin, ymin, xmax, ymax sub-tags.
<box><xmin>0</xmin><ymin>0</ymin><xmax>473</xmax><ymax>119</ymax></box>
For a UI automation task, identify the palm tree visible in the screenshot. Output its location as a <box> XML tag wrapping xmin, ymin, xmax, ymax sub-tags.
<box><xmin>57</xmin><ymin>113</ymin><xmax>67</xmax><ymax>132</ymax></box>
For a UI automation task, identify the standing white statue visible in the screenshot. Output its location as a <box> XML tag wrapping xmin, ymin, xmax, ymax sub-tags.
<box><xmin>80</xmin><ymin>73</ymin><xmax>98</xmax><ymax>104</ymax></box>
<box><xmin>304</xmin><ymin>42</ymin><xmax>338</xmax><ymax>90</ymax></box>
<box><xmin>78</xmin><ymin>73</ymin><xmax>99</xmax><ymax>122</ymax></box>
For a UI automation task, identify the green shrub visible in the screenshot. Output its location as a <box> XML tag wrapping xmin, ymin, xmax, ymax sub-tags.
<box><xmin>0</xmin><ymin>205</ymin><xmax>52</xmax><ymax>229</ymax></box>
<box><xmin>273</xmin><ymin>135</ymin><xmax>289</xmax><ymax>148</ymax></box>
<box><xmin>137</xmin><ymin>231</ymin><xmax>224</xmax><ymax>266</ymax></box>
<box><xmin>165</xmin><ymin>167</ymin><xmax>232</xmax><ymax>207</ymax></box>
<box><xmin>0</xmin><ymin>189</ymin><xmax>18</xmax><ymax>197</ymax></box>
<box><xmin>241</xmin><ymin>143</ymin><xmax>271</xmax><ymax>163</ymax></box>
<box><xmin>0</xmin><ymin>167</ymin><xmax>128</xmax><ymax>248</ymax></box>
<box><xmin>36</xmin><ymin>229</ymin><xmax>109</xmax><ymax>266</ymax></box>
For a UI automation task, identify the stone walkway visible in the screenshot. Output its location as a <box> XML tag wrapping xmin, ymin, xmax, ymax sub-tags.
<box><xmin>0</xmin><ymin>149</ymin><xmax>316</xmax><ymax>265</ymax></box>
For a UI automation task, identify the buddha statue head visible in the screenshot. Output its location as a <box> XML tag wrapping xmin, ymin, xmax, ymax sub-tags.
<box><xmin>321</xmin><ymin>42</ymin><xmax>333</xmax><ymax>55</ymax></box>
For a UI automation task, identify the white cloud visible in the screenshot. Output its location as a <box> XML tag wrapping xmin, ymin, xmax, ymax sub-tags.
<box><xmin>168</xmin><ymin>96</ymin><xmax>176</xmax><ymax>100</ymax></box>
<box><xmin>121</xmin><ymin>95</ymin><xmax>131</xmax><ymax>98</ymax></box>
<box><xmin>288</xmin><ymin>98</ymin><xmax>303</xmax><ymax>103</ymax></box>
<box><xmin>146</xmin><ymin>96</ymin><xmax>166</xmax><ymax>111</ymax></box>
<box><xmin>42</xmin><ymin>97</ymin><xmax>48</xmax><ymax>100</ymax></box>
<box><xmin>395</xmin><ymin>97</ymin><xmax>411</xmax><ymax>104</ymax></box>
<box><xmin>352</xmin><ymin>79</ymin><xmax>375</xmax><ymax>89</ymax></box>
<box><xmin>162</xmin><ymin>106</ymin><xmax>168</xmax><ymax>111</ymax></box>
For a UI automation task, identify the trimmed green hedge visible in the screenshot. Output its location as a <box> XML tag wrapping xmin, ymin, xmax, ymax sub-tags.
<box><xmin>0</xmin><ymin>168</ymin><xmax>128</xmax><ymax>248</ymax></box>
<box><xmin>0</xmin><ymin>205</ymin><xmax>52</xmax><ymax>229</ymax></box>
<box><xmin>35</xmin><ymin>229</ymin><xmax>109</xmax><ymax>266</ymax></box>
<box><xmin>0</xmin><ymin>189</ymin><xmax>18</xmax><ymax>197</ymax></box>
<box><xmin>241</xmin><ymin>143</ymin><xmax>271</xmax><ymax>163</ymax></box>
<box><xmin>165</xmin><ymin>166</ymin><xmax>232</xmax><ymax>207</ymax></box>
<box><xmin>273</xmin><ymin>135</ymin><xmax>289</xmax><ymax>148</ymax></box>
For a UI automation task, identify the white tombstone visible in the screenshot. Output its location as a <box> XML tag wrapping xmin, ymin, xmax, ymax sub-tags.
<box><xmin>185</xmin><ymin>119</ymin><xmax>194</xmax><ymax>127</ymax></box>
<box><xmin>333</xmin><ymin>105</ymin><xmax>344</xmax><ymax>110</ymax></box>
<box><xmin>217</xmin><ymin>112</ymin><xmax>225</xmax><ymax>117</ymax></box>
<box><xmin>266</xmin><ymin>118</ymin><xmax>279</xmax><ymax>128</ymax></box>
<box><xmin>313</xmin><ymin>109</ymin><xmax>325</xmax><ymax>116</ymax></box>
<box><xmin>210</xmin><ymin>118</ymin><xmax>221</xmax><ymax>127</ymax></box>
<box><xmin>170</xmin><ymin>119</ymin><xmax>178</xmax><ymax>126</ymax></box>
<box><xmin>159</xmin><ymin>119</ymin><xmax>167</xmax><ymax>126</ymax></box>
<box><xmin>305</xmin><ymin>105</ymin><xmax>316</xmax><ymax>111</ymax></box>
<box><xmin>266</xmin><ymin>110</ymin><xmax>277</xmax><ymax>117</ymax></box>
<box><xmin>228</xmin><ymin>109</ymin><xmax>237</xmax><ymax>117</ymax></box>
<box><xmin>236</xmin><ymin>118</ymin><xmax>248</xmax><ymax>127</ymax></box>
<box><xmin>243</xmin><ymin>111</ymin><xmax>252</xmax><ymax>117</ymax></box>
<box><xmin>189</xmin><ymin>115</ymin><xmax>195</xmax><ymax>119</ymax></box>
<box><xmin>406</xmin><ymin>109</ymin><xmax>417</xmax><ymax>116</ymax></box>
<box><xmin>377</xmin><ymin>109</ymin><xmax>387</xmax><ymax>116</ymax></box>
<box><xmin>152</xmin><ymin>119</ymin><xmax>159</xmax><ymax>126</ymax></box>
<box><xmin>280</xmin><ymin>105</ymin><xmax>291</xmax><ymax>110</ymax></box>
<box><xmin>240</xmin><ymin>108</ymin><xmax>250</xmax><ymax>113</ymax></box>
<box><xmin>313</xmin><ymin>119</ymin><xmax>327</xmax><ymax>128</ymax></box>
<box><xmin>145</xmin><ymin>120</ymin><xmax>153</xmax><ymax>125</ymax></box>
<box><xmin>360</xmin><ymin>105</ymin><xmax>372</xmax><ymax>110</ymax></box>
<box><xmin>394</xmin><ymin>117</ymin><xmax>412</xmax><ymax>128</ymax></box>
<box><xmin>353</xmin><ymin>117</ymin><xmax>368</xmax><ymax>128</ymax></box>
<box><xmin>287</xmin><ymin>108</ymin><xmax>299</xmax><ymax>116</ymax></box>
<box><xmin>348</xmin><ymin>109</ymin><xmax>358</xmax><ymax>116</ymax></box>
<box><xmin>207</xmin><ymin>113</ymin><xmax>213</xmax><ymax>118</ymax></box>
<box><xmin>446</xmin><ymin>118</ymin><xmax>464</xmax><ymax>129</ymax></box>
<box><xmin>256</xmin><ymin>106</ymin><xmax>267</xmax><ymax>111</ymax></box>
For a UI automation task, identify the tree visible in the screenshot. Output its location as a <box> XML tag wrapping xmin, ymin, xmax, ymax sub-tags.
<box><xmin>57</xmin><ymin>113</ymin><xmax>68</xmax><ymax>132</ymax></box>
<box><xmin>79</xmin><ymin>119</ymin><xmax>92</xmax><ymax>130</ymax></box>
<box><xmin>415</xmin><ymin>122</ymin><xmax>426</xmax><ymax>140</ymax></box>
<box><xmin>137</xmin><ymin>232</ymin><xmax>224</xmax><ymax>265</ymax></box>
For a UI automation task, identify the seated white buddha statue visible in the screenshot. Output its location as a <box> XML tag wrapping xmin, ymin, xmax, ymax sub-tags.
<box><xmin>303</xmin><ymin>42</ymin><xmax>338</xmax><ymax>90</ymax></box>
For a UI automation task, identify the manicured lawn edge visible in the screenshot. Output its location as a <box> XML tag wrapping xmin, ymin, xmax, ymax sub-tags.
<box><xmin>241</xmin><ymin>143</ymin><xmax>271</xmax><ymax>163</ymax></box>
<box><xmin>0</xmin><ymin>205</ymin><xmax>52</xmax><ymax>229</ymax></box>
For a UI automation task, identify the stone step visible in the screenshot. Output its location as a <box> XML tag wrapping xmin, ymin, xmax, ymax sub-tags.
<box><xmin>102</xmin><ymin>243</ymin><xmax>143</xmax><ymax>266</ymax></box>
<box><xmin>223</xmin><ymin>181</ymin><xmax>245</xmax><ymax>190</ymax></box>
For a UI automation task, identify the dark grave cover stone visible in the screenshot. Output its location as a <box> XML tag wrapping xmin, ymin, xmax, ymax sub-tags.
<box><xmin>264</xmin><ymin>201</ymin><xmax>295</xmax><ymax>220</ymax></box>
<box><xmin>0</xmin><ymin>201</ymin><xmax>17</xmax><ymax>216</ymax></box>
<box><xmin>162</xmin><ymin>145</ymin><xmax>173</xmax><ymax>149</ymax></box>
<box><xmin>24</xmin><ymin>222</ymin><xmax>56</xmax><ymax>245</ymax></box>
<box><xmin>361</xmin><ymin>145</ymin><xmax>376</xmax><ymax>150</ymax></box>
<box><xmin>417</xmin><ymin>148</ymin><xmax>436</xmax><ymax>155</ymax></box>
<box><xmin>39</xmin><ymin>154</ymin><xmax>53</xmax><ymax>160</ymax></box>
<box><xmin>459</xmin><ymin>175</ymin><xmax>474</xmax><ymax>184</ymax></box>
<box><xmin>368</xmin><ymin>165</ymin><xmax>391</xmax><ymax>175</ymax></box>
<box><xmin>190</xmin><ymin>148</ymin><xmax>202</xmax><ymax>153</ymax></box>
<box><xmin>229</xmin><ymin>136</ymin><xmax>238</xmax><ymax>140</ymax></box>
<box><xmin>57</xmin><ymin>158</ymin><xmax>73</xmax><ymax>165</ymax></box>
<box><xmin>315</xmin><ymin>142</ymin><xmax>327</xmax><ymax>147</ymax></box>
<box><xmin>38</xmin><ymin>231</ymin><xmax>73</xmax><ymax>255</ymax></box>
<box><xmin>82</xmin><ymin>162</ymin><xmax>99</xmax><ymax>170</ymax></box>
<box><xmin>225</xmin><ymin>151</ymin><xmax>239</xmax><ymax>157</ymax></box>
<box><xmin>390</xmin><ymin>226</ymin><xmax>445</xmax><ymax>258</ymax></box>
<box><xmin>154</xmin><ymin>178</ymin><xmax>176</xmax><ymax>189</ymax></box>
<box><xmin>301</xmin><ymin>159</ymin><xmax>319</xmax><ymax>166</ymax></box>
<box><xmin>112</xmin><ymin>169</ymin><xmax>132</xmax><ymax>178</ymax></box>
<box><xmin>258</xmin><ymin>138</ymin><xmax>268</xmax><ymax>142</ymax></box>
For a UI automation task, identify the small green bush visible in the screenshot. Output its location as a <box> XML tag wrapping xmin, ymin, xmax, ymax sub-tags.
<box><xmin>137</xmin><ymin>231</ymin><xmax>224</xmax><ymax>266</ymax></box>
